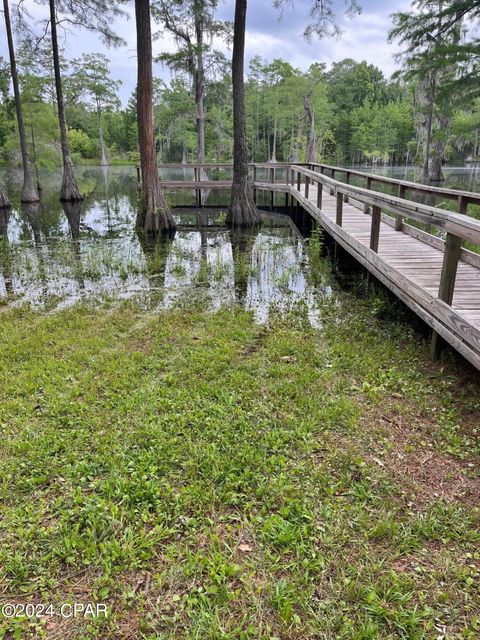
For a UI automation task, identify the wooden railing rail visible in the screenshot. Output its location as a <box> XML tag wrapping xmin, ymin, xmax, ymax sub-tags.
<box><xmin>290</xmin><ymin>165</ymin><xmax>480</xmax><ymax>247</ymax></box>
<box><xmin>153</xmin><ymin>161</ymin><xmax>480</xmax><ymax>217</ymax></box>
<box><xmin>308</xmin><ymin>162</ymin><xmax>480</xmax><ymax>216</ymax></box>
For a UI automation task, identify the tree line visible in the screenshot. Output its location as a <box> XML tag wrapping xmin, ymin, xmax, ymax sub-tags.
<box><xmin>1</xmin><ymin>0</ymin><xmax>480</xmax><ymax>232</ymax></box>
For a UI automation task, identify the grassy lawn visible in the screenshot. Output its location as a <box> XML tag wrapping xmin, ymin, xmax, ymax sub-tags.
<box><xmin>0</xmin><ymin>293</ymin><xmax>479</xmax><ymax>639</ymax></box>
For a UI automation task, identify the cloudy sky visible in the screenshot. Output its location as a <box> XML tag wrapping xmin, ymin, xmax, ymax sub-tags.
<box><xmin>1</xmin><ymin>0</ymin><xmax>412</xmax><ymax>104</ymax></box>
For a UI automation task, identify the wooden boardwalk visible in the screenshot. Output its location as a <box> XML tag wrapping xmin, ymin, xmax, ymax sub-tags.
<box><xmin>305</xmin><ymin>185</ymin><xmax>480</xmax><ymax>324</ymax></box>
<box><xmin>157</xmin><ymin>162</ymin><xmax>480</xmax><ymax>370</ymax></box>
<box><xmin>269</xmin><ymin>166</ymin><xmax>480</xmax><ymax>370</ymax></box>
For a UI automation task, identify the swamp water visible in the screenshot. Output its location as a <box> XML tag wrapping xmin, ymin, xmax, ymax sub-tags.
<box><xmin>0</xmin><ymin>166</ymin><xmax>331</xmax><ymax>324</ymax></box>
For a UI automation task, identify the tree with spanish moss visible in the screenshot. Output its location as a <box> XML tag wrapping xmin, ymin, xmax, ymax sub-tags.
<box><xmin>33</xmin><ymin>0</ymin><xmax>126</xmax><ymax>200</ymax></box>
<box><xmin>390</xmin><ymin>0</ymin><xmax>478</xmax><ymax>181</ymax></box>
<box><xmin>154</xmin><ymin>0</ymin><xmax>230</xmax><ymax>175</ymax></box>
<box><xmin>70</xmin><ymin>53</ymin><xmax>121</xmax><ymax>166</ymax></box>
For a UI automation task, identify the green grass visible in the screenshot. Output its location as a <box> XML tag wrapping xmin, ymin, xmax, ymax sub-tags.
<box><xmin>0</xmin><ymin>294</ymin><xmax>479</xmax><ymax>639</ymax></box>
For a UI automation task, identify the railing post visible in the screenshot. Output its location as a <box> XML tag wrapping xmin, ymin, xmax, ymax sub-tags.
<box><xmin>370</xmin><ymin>205</ymin><xmax>381</xmax><ymax>252</ymax></box>
<box><xmin>458</xmin><ymin>194</ymin><xmax>468</xmax><ymax>215</ymax></box>
<box><xmin>430</xmin><ymin>232</ymin><xmax>462</xmax><ymax>359</ymax></box>
<box><xmin>343</xmin><ymin>171</ymin><xmax>350</xmax><ymax>203</ymax></box>
<box><xmin>253</xmin><ymin>165</ymin><xmax>257</xmax><ymax>204</ymax></box>
<box><xmin>330</xmin><ymin>169</ymin><xmax>335</xmax><ymax>195</ymax></box>
<box><xmin>285</xmin><ymin>167</ymin><xmax>290</xmax><ymax>206</ymax></box>
<box><xmin>270</xmin><ymin>166</ymin><xmax>274</xmax><ymax>210</ymax></box>
<box><xmin>194</xmin><ymin>166</ymin><xmax>201</xmax><ymax>207</ymax></box>
<box><xmin>297</xmin><ymin>170</ymin><xmax>301</xmax><ymax>192</ymax></box>
<box><xmin>364</xmin><ymin>177</ymin><xmax>372</xmax><ymax>214</ymax></box>
<box><xmin>316</xmin><ymin>182</ymin><xmax>323</xmax><ymax>209</ymax></box>
<box><xmin>336</xmin><ymin>191</ymin><xmax>343</xmax><ymax>226</ymax></box>
<box><xmin>438</xmin><ymin>232</ymin><xmax>462</xmax><ymax>306</ymax></box>
<box><xmin>305</xmin><ymin>175</ymin><xmax>310</xmax><ymax>199</ymax></box>
<box><xmin>395</xmin><ymin>185</ymin><xmax>406</xmax><ymax>231</ymax></box>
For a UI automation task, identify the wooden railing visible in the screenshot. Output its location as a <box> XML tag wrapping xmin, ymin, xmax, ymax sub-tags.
<box><xmin>152</xmin><ymin>161</ymin><xmax>480</xmax><ymax>219</ymax></box>
<box><xmin>307</xmin><ymin>162</ymin><xmax>480</xmax><ymax>217</ymax></box>
<box><xmin>286</xmin><ymin>164</ymin><xmax>480</xmax><ymax>357</ymax></box>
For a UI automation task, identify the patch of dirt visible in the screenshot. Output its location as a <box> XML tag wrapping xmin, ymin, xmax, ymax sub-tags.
<box><xmin>365</xmin><ymin>407</ymin><xmax>480</xmax><ymax>508</ymax></box>
<box><xmin>238</xmin><ymin>327</ymin><xmax>269</xmax><ymax>359</ymax></box>
<box><xmin>127</xmin><ymin>334</ymin><xmax>153</xmax><ymax>355</ymax></box>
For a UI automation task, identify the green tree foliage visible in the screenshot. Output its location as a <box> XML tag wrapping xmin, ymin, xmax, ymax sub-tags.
<box><xmin>69</xmin><ymin>53</ymin><xmax>121</xmax><ymax>164</ymax></box>
<box><xmin>390</xmin><ymin>0</ymin><xmax>480</xmax><ymax>179</ymax></box>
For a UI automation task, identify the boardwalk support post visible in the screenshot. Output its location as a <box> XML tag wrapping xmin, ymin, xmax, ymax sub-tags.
<box><xmin>370</xmin><ymin>205</ymin><xmax>381</xmax><ymax>252</ymax></box>
<box><xmin>329</xmin><ymin>169</ymin><xmax>335</xmax><ymax>195</ymax></box>
<box><xmin>297</xmin><ymin>171</ymin><xmax>301</xmax><ymax>192</ymax></box>
<box><xmin>395</xmin><ymin>185</ymin><xmax>406</xmax><ymax>230</ymax></box>
<box><xmin>269</xmin><ymin>166</ymin><xmax>274</xmax><ymax>211</ymax></box>
<box><xmin>430</xmin><ymin>232</ymin><xmax>462</xmax><ymax>360</ymax></box>
<box><xmin>364</xmin><ymin>177</ymin><xmax>372</xmax><ymax>214</ymax></box>
<box><xmin>316</xmin><ymin>181</ymin><xmax>322</xmax><ymax>209</ymax></box>
<box><xmin>343</xmin><ymin>171</ymin><xmax>350</xmax><ymax>203</ymax></box>
<box><xmin>336</xmin><ymin>191</ymin><xmax>343</xmax><ymax>226</ymax></box>
<box><xmin>253</xmin><ymin>165</ymin><xmax>257</xmax><ymax>204</ymax></box>
<box><xmin>458</xmin><ymin>194</ymin><xmax>468</xmax><ymax>215</ymax></box>
<box><xmin>305</xmin><ymin>175</ymin><xmax>310</xmax><ymax>200</ymax></box>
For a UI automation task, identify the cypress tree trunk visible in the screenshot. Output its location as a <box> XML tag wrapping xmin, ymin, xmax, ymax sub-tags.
<box><xmin>0</xmin><ymin>183</ymin><xmax>10</xmax><ymax>209</ymax></box>
<box><xmin>49</xmin><ymin>0</ymin><xmax>82</xmax><ymax>201</ymax></box>
<box><xmin>135</xmin><ymin>0</ymin><xmax>175</xmax><ymax>234</ymax></box>
<box><xmin>3</xmin><ymin>0</ymin><xmax>39</xmax><ymax>203</ymax></box>
<box><xmin>97</xmin><ymin>98</ymin><xmax>108</xmax><ymax>166</ymax></box>
<box><xmin>227</xmin><ymin>0</ymin><xmax>260</xmax><ymax>227</ymax></box>
<box><xmin>270</xmin><ymin>118</ymin><xmax>277</xmax><ymax>163</ymax></box>
<box><xmin>422</xmin><ymin>74</ymin><xmax>436</xmax><ymax>183</ymax></box>
<box><xmin>193</xmin><ymin>14</ymin><xmax>209</xmax><ymax>195</ymax></box>
<box><xmin>194</xmin><ymin>17</ymin><xmax>206</xmax><ymax>175</ymax></box>
<box><xmin>303</xmin><ymin>94</ymin><xmax>316</xmax><ymax>163</ymax></box>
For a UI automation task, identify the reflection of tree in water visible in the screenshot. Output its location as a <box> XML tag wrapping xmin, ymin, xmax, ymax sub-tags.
<box><xmin>62</xmin><ymin>200</ymin><xmax>82</xmax><ymax>240</ymax></box>
<box><xmin>137</xmin><ymin>229</ymin><xmax>175</xmax><ymax>308</ymax></box>
<box><xmin>0</xmin><ymin>207</ymin><xmax>13</xmax><ymax>294</ymax></box>
<box><xmin>229</xmin><ymin>227</ymin><xmax>259</xmax><ymax>304</ymax></box>
<box><xmin>61</xmin><ymin>201</ymin><xmax>85</xmax><ymax>293</ymax></box>
<box><xmin>196</xmin><ymin>210</ymin><xmax>209</xmax><ymax>263</ymax></box>
<box><xmin>101</xmin><ymin>165</ymin><xmax>112</xmax><ymax>231</ymax></box>
<box><xmin>21</xmin><ymin>201</ymin><xmax>42</xmax><ymax>247</ymax></box>
<box><xmin>21</xmin><ymin>202</ymin><xmax>50</xmax><ymax>299</ymax></box>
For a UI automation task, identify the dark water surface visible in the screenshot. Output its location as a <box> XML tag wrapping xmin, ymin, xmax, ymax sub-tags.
<box><xmin>0</xmin><ymin>166</ymin><xmax>330</xmax><ymax>322</ymax></box>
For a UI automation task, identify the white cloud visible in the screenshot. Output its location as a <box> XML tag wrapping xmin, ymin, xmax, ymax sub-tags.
<box><xmin>0</xmin><ymin>0</ymin><xmax>412</xmax><ymax>104</ymax></box>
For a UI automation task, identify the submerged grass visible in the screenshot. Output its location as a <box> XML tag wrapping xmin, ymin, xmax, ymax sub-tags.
<box><xmin>0</xmin><ymin>292</ymin><xmax>479</xmax><ymax>639</ymax></box>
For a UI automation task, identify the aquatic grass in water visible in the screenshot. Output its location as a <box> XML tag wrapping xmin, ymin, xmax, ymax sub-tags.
<box><xmin>0</xmin><ymin>167</ymin><xmax>327</xmax><ymax>323</ymax></box>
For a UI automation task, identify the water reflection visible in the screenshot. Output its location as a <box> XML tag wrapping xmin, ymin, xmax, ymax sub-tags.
<box><xmin>0</xmin><ymin>166</ymin><xmax>327</xmax><ymax>323</ymax></box>
<box><xmin>0</xmin><ymin>207</ymin><xmax>12</xmax><ymax>295</ymax></box>
<box><xmin>230</xmin><ymin>227</ymin><xmax>259</xmax><ymax>304</ymax></box>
